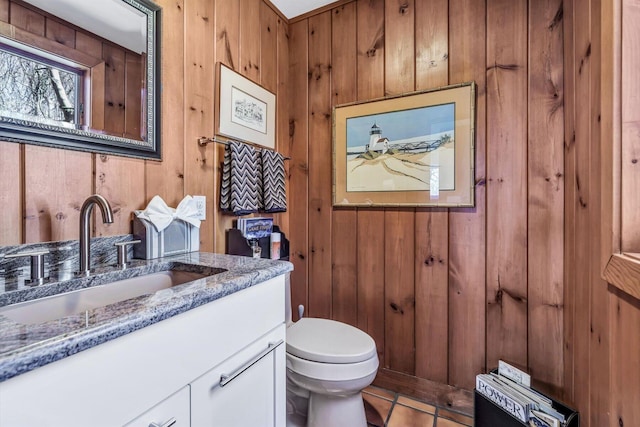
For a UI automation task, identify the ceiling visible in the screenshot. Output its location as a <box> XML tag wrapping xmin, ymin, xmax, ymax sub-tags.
<box><xmin>270</xmin><ymin>0</ymin><xmax>337</xmax><ymax>19</ymax></box>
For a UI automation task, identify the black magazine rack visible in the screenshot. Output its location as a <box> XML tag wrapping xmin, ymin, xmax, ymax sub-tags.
<box><xmin>226</xmin><ymin>225</ymin><xmax>290</xmax><ymax>261</ymax></box>
<box><xmin>474</xmin><ymin>370</ymin><xmax>579</xmax><ymax>427</ymax></box>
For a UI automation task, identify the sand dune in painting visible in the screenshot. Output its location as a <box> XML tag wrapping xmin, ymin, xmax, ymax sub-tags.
<box><xmin>346</xmin><ymin>145</ymin><xmax>455</xmax><ymax>192</ymax></box>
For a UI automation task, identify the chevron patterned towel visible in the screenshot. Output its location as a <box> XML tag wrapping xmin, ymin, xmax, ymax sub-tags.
<box><xmin>220</xmin><ymin>141</ymin><xmax>263</xmax><ymax>215</ymax></box>
<box><xmin>261</xmin><ymin>150</ymin><xmax>287</xmax><ymax>213</ymax></box>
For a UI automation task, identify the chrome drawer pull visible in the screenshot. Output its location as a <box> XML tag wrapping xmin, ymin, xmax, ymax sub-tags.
<box><xmin>148</xmin><ymin>417</ymin><xmax>176</xmax><ymax>427</ymax></box>
<box><xmin>219</xmin><ymin>339</ymin><xmax>284</xmax><ymax>387</ymax></box>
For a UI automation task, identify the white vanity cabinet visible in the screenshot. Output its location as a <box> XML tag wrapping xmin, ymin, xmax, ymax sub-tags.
<box><xmin>0</xmin><ymin>275</ymin><xmax>286</xmax><ymax>427</ymax></box>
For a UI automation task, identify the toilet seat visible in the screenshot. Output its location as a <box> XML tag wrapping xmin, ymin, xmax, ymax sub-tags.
<box><xmin>286</xmin><ymin>351</ymin><xmax>379</xmax><ymax>382</ymax></box>
<box><xmin>286</xmin><ymin>318</ymin><xmax>377</xmax><ymax>364</ymax></box>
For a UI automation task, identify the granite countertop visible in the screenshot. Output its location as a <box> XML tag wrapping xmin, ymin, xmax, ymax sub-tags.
<box><xmin>0</xmin><ymin>252</ymin><xmax>293</xmax><ymax>383</ymax></box>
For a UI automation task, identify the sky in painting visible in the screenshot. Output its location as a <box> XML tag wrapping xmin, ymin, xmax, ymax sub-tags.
<box><xmin>346</xmin><ymin>103</ymin><xmax>455</xmax><ymax>148</ymax></box>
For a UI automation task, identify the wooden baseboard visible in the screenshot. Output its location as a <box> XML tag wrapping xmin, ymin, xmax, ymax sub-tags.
<box><xmin>373</xmin><ymin>368</ymin><xmax>474</xmax><ymax>417</ymax></box>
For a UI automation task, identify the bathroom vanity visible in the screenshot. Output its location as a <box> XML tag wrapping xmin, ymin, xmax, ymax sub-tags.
<box><xmin>0</xmin><ymin>252</ymin><xmax>291</xmax><ymax>426</ymax></box>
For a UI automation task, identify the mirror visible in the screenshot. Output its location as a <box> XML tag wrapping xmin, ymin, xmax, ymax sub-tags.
<box><xmin>0</xmin><ymin>0</ymin><xmax>161</xmax><ymax>159</ymax></box>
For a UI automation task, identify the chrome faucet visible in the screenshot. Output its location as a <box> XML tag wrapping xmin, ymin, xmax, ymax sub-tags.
<box><xmin>77</xmin><ymin>195</ymin><xmax>114</xmax><ymax>276</ymax></box>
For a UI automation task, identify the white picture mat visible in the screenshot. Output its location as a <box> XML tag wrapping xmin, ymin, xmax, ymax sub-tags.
<box><xmin>217</xmin><ymin>64</ymin><xmax>276</xmax><ymax>149</ymax></box>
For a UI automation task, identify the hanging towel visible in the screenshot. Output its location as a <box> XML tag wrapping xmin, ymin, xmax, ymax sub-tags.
<box><xmin>261</xmin><ymin>149</ymin><xmax>287</xmax><ymax>213</ymax></box>
<box><xmin>220</xmin><ymin>141</ymin><xmax>263</xmax><ymax>216</ymax></box>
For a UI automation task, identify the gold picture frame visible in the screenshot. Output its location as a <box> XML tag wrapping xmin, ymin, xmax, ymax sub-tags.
<box><xmin>333</xmin><ymin>82</ymin><xmax>476</xmax><ymax>207</ymax></box>
<box><xmin>215</xmin><ymin>62</ymin><xmax>276</xmax><ymax>149</ymax></box>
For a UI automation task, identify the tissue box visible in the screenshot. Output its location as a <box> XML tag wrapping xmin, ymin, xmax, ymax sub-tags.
<box><xmin>132</xmin><ymin>214</ymin><xmax>199</xmax><ymax>259</ymax></box>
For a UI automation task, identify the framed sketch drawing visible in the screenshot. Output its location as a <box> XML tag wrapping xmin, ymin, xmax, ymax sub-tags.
<box><xmin>333</xmin><ymin>82</ymin><xmax>476</xmax><ymax>207</ymax></box>
<box><xmin>215</xmin><ymin>63</ymin><xmax>276</xmax><ymax>149</ymax></box>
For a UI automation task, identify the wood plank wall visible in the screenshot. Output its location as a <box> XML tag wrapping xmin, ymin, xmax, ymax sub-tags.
<box><xmin>288</xmin><ymin>0</ymin><xmax>565</xmax><ymax>394</ymax></box>
<box><xmin>0</xmin><ymin>0</ymin><xmax>289</xmax><ymax>253</ymax></box>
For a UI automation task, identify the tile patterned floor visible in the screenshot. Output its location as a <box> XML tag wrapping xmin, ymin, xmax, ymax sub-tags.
<box><xmin>363</xmin><ymin>386</ymin><xmax>473</xmax><ymax>427</ymax></box>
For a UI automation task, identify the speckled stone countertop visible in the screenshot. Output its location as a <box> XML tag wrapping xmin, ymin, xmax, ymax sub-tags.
<box><xmin>0</xmin><ymin>252</ymin><xmax>293</xmax><ymax>383</ymax></box>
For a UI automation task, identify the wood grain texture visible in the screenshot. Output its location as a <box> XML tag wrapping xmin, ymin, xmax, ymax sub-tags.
<box><xmin>0</xmin><ymin>0</ymin><xmax>7</xmax><ymax>22</ymax></box>
<box><xmin>124</xmin><ymin>52</ymin><xmax>142</xmax><ymax>140</ymax></box>
<box><xmin>527</xmin><ymin>0</ymin><xmax>565</xmax><ymax>392</ymax></box>
<box><xmin>621</xmin><ymin>0</ymin><xmax>640</xmax><ymax>251</ymax></box>
<box><xmin>102</xmin><ymin>44</ymin><xmax>126</xmax><ymax>136</ymax></box>
<box><xmin>260</xmin><ymin>1</ymin><xmax>278</xmax><ymax>93</ymax></box>
<box><xmin>275</xmin><ymin>15</ymin><xmax>290</xmax><ymax>236</ymax></box>
<box><xmin>9</xmin><ymin>2</ymin><xmax>44</xmax><ymax>36</ymax></box>
<box><xmin>0</xmin><ymin>142</ymin><xmax>21</xmax><ymax>245</ymax></box>
<box><xmin>415</xmin><ymin>0</ymin><xmax>448</xmax><ymax>90</ymax></box>
<box><xmin>604</xmin><ymin>254</ymin><xmax>640</xmax><ymax>300</ymax></box>
<box><xmin>24</xmin><ymin>145</ymin><xmax>91</xmax><ymax>243</ymax></box>
<box><xmin>288</xmin><ymin>20</ymin><xmax>310</xmax><ymax>321</ymax></box>
<box><xmin>240</xmin><ymin>0</ymin><xmax>261</xmax><ymax>83</ymax></box>
<box><xmin>384</xmin><ymin>209</ymin><xmax>415</xmax><ymax>374</ymax></box>
<box><xmin>307</xmin><ymin>11</ymin><xmax>332</xmax><ymax>318</ymax></box>
<box><xmin>357</xmin><ymin>209</ymin><xmax>386</xmax><ymax>366</ymax></box>
<box><xmin>355</xmin><ymin>0</ymin><xmax>386</xmax><ymax>369</ymax></box>
<box><xmin>45</xmin><ymin>18</ymin><xmax>75</xmax><ymax>48</ymax></box>
<box><xmin>571</xmin><ymin>0</ymin><xmax>592</xmax><ymax>418</ymax></box>
<box><xmin>485</xmin><ymin>0</ymin><xmax>529</xmax><ymax>370</ymax></box>
<box><xmin>448</xmin><ymin>0</ymin><xmax>487</xmax><ymax>389</ymax></box>
<box><xmin>214</xmin><ymin>0</ymin><xmax>240</xmax><ymax>253</ymax></box>
<box><xmin>74</xmin><ymin>31</ymin><xmax>102</xmax><ymax>57</ymax></box>
<box><xmin>331</xmin><ymin>3</ymin><xmax>358</xmax><ymax>327</ymax></box>
<box><xmin>94</xmin><ymin>155</ymin><xmax>145</xmax><ymax>236</ymax></box>
<box><xmin>414</xmin><ymin>0</ymin><xmax>449</xmax><ymax>384</ymax></box>
<box><xmin>145</xmin><ymin>0</ymin><xmax>184</xmax><ymax>208</ymax></box>
<box><xmin>183</xmin><ymin>0</ymin><xmax>215</xmax><ymax>252</ymax></box>
<box><xmin>384</xmin><ymin>0</ymin><xmax>414</xmax><ymax>95</ymax></box>
<box><xmin>562</xmin><ymin>0</ymin><xmax>576</xmax><ymax>403</ymax></box>
<box><xmin>414</xmin><ymin>209</ymin><xmax>448</xmax><ymax>383</ymax></box>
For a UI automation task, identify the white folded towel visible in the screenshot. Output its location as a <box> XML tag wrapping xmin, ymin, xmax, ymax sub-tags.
<box><xmin>136</xmin><ymin>195</ymin><xmax>201</xmax><ymax>232</ymax></box>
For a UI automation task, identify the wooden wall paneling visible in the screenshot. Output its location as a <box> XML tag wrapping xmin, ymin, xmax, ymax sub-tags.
<box><xmin>384</xmin><ymin>209</ymin><xmax>416</xmax><ymax>375</ymax></box>
<box><xmin>45</xmin><ymin>18</ymin><xmax>75</xmax><ymax>48</ymax></box>
<box><xmin>485</xmin><ymin>0</ymin><xmax>529</xmax><ymax>370</ymax></box>
<box><xmin>413</xmin><ymin>0</ymin><xmax>449</xmax><ymax>384</ymax></box>
<box><xmin>588</xmin><ymin>0</ymin><xmax>610</xmax><ymax>425</ymax></box>
<box><xmin>0</xmin><ymin>142</ymin><xmax>22</xmax><ymax>245</ymax></box>
<box><xmin>384</xmin><ymin>0</ymin><xmax>414</xmax><ymax>95</ymax></box>
<box><xmin>571</xmin><ymin>0</ymin><xmax>592</xmax><ymax>418</ymax></box>
<box><xmin>24</xmin><ymin>146</ymin><xmax>92</xmax><ymax>243</ymax></box>
<box><xmin>330</xmin><ymin>2</ymin><xmax>357</xmax><ymax>327</ymax></box>
<box><xmin>355</xmin><ymin>0</ymin><xmax>386</xmax><ymax>366</ymax></box>
<box><xmin>448</xmin><ymin>0</ymin><xmax>487</xmax><ymax>389</ymax></box>
<box><xmin>145</xmin><ymin>0</ymin><xmax>185</xmax><ymax>208</ymax></box>
<box><xmin>610</xmin><ymin>288</ymin><xmax>640</xmax><ymax>427</ymax></box>
<box><xmin>356</xmin><ymin>0</ymin><xmax>384</xmax><ymax>102</ymax></box>
<box><xmin>239</xmin><ymin>0</ymin><xmax>261</xmax><ymax>83</ymax></box>
<box><xmin>357</xmin><ymin>209</ymin><xmax>386</xmax><ymax>365</ymax></box>
<box><xmin>383</xmin><ymin>0</ymin><xmax>416</xmax><ymax>377</ymax></box>
<box><xmin>183</xmin><ymin>0</ymin><xmax>215</xmax><ymax>251</ymax></box>
<box><xmin>276</xmin><ymin>16</ymin><xmax>290</xmax><ymax>237</ymax></box>
<box><xmin>102</xmin><ymin>44</ymin><xmax>126</xmax><ymax>136</ymax></box>
<box><xmin>214</xmin><ymin>0</ymin><xmax>240</xmax><ymax>253</ymax></box>
<box><xmin>415</xmin><ymin>0</ymin><xmax>448</xmax><ymax>90</ymax></box>
<box><xmin>94</xmin><ymin>155</ymin><xmax>146</xmax><ymax>236</ymax></box>
<box><xmin>527</xmin><ymin>0</ymin><xmax>565</xmax><ymax>393</ymax></box>
<box><xmin>0</xmin><ymin>0</ymin><xmax>7</xmax><ymax>22</ymax></box>
<box><xmin>260</xmin><ymin>2</ymin><xmax>278</xmax><ymax>93</ymax></box>
<box><xmin>562</xmin><ymin>0</ymin><xmax>576</xmax><ymax>403</ymax></box>
<box><xmin>75</xmin><ymin>32</ymin><xmax>102</xmax><ymax>57</ymax></box>
<box><xmin>288</xmin><ymin>20</ymin><xmax>309</xmax><ymax>320</ymax></box>
<box><xmin>124</xmin><ymin>52</ymin><xmax>142</xmax><ymax>140</ymax></box>
<box><xmin>9</xmin><ymin>2</ymin><xmax>44</xmax><ymax>36</ymax></box>
<box><xmin>414</xmin><ymin>209</ymin><xmax>449</xmax><ymax>382</ymax></box>
<box><xmin>621</xmin><ymin>0</ymin><xmax>640</xmax><ymax>251</ymax></box>
<box><xmin>307</xmin><ymin>11</ymin><xmax>332</xmax><ymax>318</ymax></box>
<box><xmin>90</xmin><ymin>62</ymin><xmax>106</xmax><ymax>134</ymax></box>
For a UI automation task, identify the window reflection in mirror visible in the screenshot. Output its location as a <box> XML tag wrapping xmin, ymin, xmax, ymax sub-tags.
<box><xmin>0</xmin><ymin>0</ymin><xmax>160</xmax><ymax>159</ymax></box>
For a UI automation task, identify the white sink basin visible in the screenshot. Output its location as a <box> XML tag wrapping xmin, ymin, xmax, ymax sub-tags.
<box><xmin>0</xmin><ymin>270</ymin><xmax>208</xmax><ymax>325</ymax></box>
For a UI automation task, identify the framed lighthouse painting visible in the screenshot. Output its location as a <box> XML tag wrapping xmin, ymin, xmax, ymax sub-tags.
<box><xmin>332</xmin><ymin>82</ymin><xmax>476</xmax><ymax>207</ymax></box>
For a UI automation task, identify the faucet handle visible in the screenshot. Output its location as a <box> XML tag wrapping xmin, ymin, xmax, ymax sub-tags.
<box><xmin>114</xmin><ymin>240</ymin><xmax>141</xmax><ymax>269</ymax></box>
<box><xmin>6</xmin><ymin>250</ymin><xmax>49</xmax><ymax>286</ymax></box>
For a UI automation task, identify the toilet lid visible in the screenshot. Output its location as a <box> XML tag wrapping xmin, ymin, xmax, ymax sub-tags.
<box><xmin>286</xmin><ymin>318</ymin><xmax>377</xmax><ymax>364</ymax></box>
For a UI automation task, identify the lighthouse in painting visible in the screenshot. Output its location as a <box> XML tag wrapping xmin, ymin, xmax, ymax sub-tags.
<box><xmin>366</xmin><ymin>123</ymin><xmax>389</xmax><ymax>154</ymax></box>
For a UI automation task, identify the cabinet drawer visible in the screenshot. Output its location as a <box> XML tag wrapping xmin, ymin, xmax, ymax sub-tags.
<box><xmin>191</xmin><ymin>324</ymin><xmax>286</xmax><ymax>427</ymax></box>
<box><xmin>125</xmin><ymin>386</ymin><xmax>190</xmax><ymax>427</ymax></box>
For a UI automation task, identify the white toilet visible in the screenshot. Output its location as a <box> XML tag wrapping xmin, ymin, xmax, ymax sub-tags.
<box><xmin>285</xmin><ymin>274</ymin><xmax>379</xmax><ymax>427</ymax></box>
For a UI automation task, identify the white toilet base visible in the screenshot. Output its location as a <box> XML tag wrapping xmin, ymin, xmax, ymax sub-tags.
<box><xmin>307</xmin><ymin>391</ymin><xmax>367</xmax><ymax>427</ymax></box>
